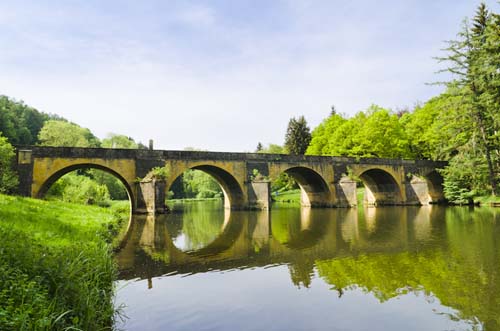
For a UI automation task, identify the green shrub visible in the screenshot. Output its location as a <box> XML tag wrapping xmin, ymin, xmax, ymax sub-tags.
<box><xmin>0</xmin><ymin>133</ymin><xmax>18</xmax><ymax>194</ymax></box>
<box><xmin>47</xmin><ymin>173</ymin><xmax>110</xmax><ymax>206</ymax></box>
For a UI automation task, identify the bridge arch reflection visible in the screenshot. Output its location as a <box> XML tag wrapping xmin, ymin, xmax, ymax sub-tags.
<box><xmin>116</xmin><ymin>205</ymin><xmax>446</xmax><ymax>281</ymax></box>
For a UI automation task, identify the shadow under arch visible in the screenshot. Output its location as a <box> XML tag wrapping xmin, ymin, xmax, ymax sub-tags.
<box><xmin>358</xmin><ymin>168</ymin><xmax>402</xmax><ymax>205</ymax></box>
<box><xmin>422</xmin><ymin>170</ymin><xmax>445</xmax><ymax>203</ymax></box>
<box><xmin>168</xmin><ymin>165</ymin><xmax>245</xmax><ymax>210</ymax></box>
<box><xmin>36</xmin><ymin>163</ymin><xmax>135</xmax><ymax>213</ymax></box>
<box><xmin>281</xmin><ymin>166</ymin><xmax>333</xmax><ymax>207</ymax></box>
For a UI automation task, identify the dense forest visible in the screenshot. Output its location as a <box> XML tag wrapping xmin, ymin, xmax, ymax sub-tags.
<box><xmin>0</xmin><ymin>3</ymin><xmax>498</xmax><ymax>204</ymax></box>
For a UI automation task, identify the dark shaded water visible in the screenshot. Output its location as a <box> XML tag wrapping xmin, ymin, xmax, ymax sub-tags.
<box><xmin>115</xmin><ymin>201</ymin><xmax>500</xmax><ymax>331</ymax></box>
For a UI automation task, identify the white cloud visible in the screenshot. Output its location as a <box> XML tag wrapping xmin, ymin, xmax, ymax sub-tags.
<box><xmin>174</xmin><ymin>4</ymin><xmax>217</xmax><ymax>28</ymax></box>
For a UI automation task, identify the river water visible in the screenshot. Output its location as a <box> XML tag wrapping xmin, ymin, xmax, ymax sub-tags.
<box><xmin>114</xmin><ymin>201</ymin><xmax>500</xmax><ymax>331</ymax></box>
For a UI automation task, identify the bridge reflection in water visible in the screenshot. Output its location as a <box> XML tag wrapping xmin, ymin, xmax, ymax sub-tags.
<box><xmin>115</xmin><ymin>203</ymin><xmax>500</xmax><ymax>330</ymax></box>
<box><xmin>117</xmin><ymin>205</ymin><xmax>443</xmax><ymax>280</ymax></box>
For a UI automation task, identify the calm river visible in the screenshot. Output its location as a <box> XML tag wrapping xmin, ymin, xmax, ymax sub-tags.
<box><xmin>114</xmin><ymin>201</ymin><xmax>500</xmax><ymax>331</ymax></box>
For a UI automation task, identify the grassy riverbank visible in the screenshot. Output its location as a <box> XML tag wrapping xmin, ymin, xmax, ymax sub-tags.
<box><xmin>474</xmin><ymin>195</ymin><xmax>500</xmax><ymax>206</ymax></box>
<box><xmin>0</xmin><ymin>194</ymin><xmax>129</xmax><ymax>331</ymax></box>
<box><xmin>271</xmin><ymin>187</ymin><xmax>367</xmax><ymax>205</ymax></box>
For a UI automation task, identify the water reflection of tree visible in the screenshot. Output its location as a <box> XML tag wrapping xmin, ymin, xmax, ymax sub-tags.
<box><xmin>288</xmin><ymin>258</ymin><xmax>315</xmax><ymax>289</ymax></box>
<box><xmin>179</xmin><ymin>213</ymin><xmax>225</xmax><ymax>251</ymax></box>
<box><xmin>316</xmin><ymin>207</ymin><xmax>500</xmax><ymax>331</ymax></box>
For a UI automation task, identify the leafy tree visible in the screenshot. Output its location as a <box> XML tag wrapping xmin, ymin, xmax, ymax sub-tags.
<box><xmin>0</xmin><ymin>133</ymin><xmax>18</xmax><ymax>193</ymax></box>
<box><xmin>101</xmin><ymin>133</ymin><xmax>139</xmax><ymax>149</ymax></box>
<box><xmin>38</xmin><ymin>120</ymin><xmax>100</xmax><ymax>147</ymax></box>
<box><xmin>306</xmin><ymin>106</ymin><xmax>411</xmax><ymax>159</ymax></box>
<box><xmin>440</xmin><ymin>149</ymin><xmax>489</xmax><ymax>204</ymax></box>
<box><xmin>326</xmin><ymin>113</ymin><xmax>365</xmax><ymax>156</ymax></box>
<box><xmin>258</xmin><ymin>144</ymin><xmax>286</xmax><ymax>154</ymax></box>
<box><xmin>47</xmin><ymin>173</ymin><xmax>110</xmax><ymax>205</ymax></box>
<box><xmin>271</xmin><ymin>173</ymin><xmax>298</xmax><ymax>192</ymax></box>
<box><xmin>0</xmin><ymin>95</ymin><xmax>53</xmax><ymax>145</ymax></box>
<box><xmin>284</xmin><ymin>116</ymin><xmax>312</xmax><ymax>155</ymax></box>
<box><xmin>173</xmin><ymin>169</ymin><xmax>222</xmax><ymax>199</ymax></box>
<box><xmin>349</xmin><ymin>106</ymin><xmax>412</xmax><ymax>158</ymax></box>
<box><xmin>306</xmin><ymin>112</ymin><xmax>346</xmax><ymax>155</ymax></box>
<box><xmin>255</xmin><ymin>142</ymin><xmax>263</xmax><ymax>152</ymax></box>
<box><xmin>88</xmin><ymin>170</ymin><xmax>129</xmax><ymax>200</ymax></box>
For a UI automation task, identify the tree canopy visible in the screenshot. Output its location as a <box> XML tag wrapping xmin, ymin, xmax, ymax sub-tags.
<box><xmin>306</xmin><ymin>105</ymin><xmax>412</xmax><ymax>159</ymax></box>
<box><xmin>0</xmin><ymin>95</ymin><xmax>55</xmax><ymax>145</ymax></box>
<box><xmin>101</xmin><ymin>133</ymin><xmax>139</xmax><ymax>149</ymax></box>
<box><xmin>38</xmin><ymin>120</ymin><xmax>100</xmax><ymax>148</ymax></box>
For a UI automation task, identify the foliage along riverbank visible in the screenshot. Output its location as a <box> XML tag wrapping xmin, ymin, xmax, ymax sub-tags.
<box><xmin>0</xmin><ymin>194</ymin><xmax>129</xmax><ymax>331</ymax></box>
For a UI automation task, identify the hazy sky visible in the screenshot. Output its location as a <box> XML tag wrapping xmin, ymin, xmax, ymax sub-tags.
<box><xmin>1</xmin><ymin>1</ymin><xmax>498</xmax><ymax>151</ymax></box>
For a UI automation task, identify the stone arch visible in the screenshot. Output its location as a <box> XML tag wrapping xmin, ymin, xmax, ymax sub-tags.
<box><xmin>279</xmin><ymin>166</ymin><xmax>333</xmax><ymax>207</ymax></box>
<box><xmin>167</xmin><ymin>164</ymin><xmax>246</xmax><ymax>210</ymax></box>
<box><xmin>405</xmin><ymin>170</ymin><xmax>446</xmax><ymax>205</ymax></box>
<box><xmin>358</xmin><ymin>168</ymin><xmax>403</xmax><ymax>205</ymax></box>
<box><xmin>36</xmin><ymin>163</ymin><xmax>135</xmax><ymax>212</ymax></box>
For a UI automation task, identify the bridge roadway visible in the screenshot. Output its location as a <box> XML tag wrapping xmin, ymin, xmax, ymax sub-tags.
<box><xmin>14</xmin><ymin>146</ymin><xmax>447</xmax><ymax>213</ymax></box>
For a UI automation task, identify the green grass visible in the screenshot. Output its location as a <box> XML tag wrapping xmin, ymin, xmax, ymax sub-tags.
<box><xmin>0</xmin><ymin>194</ymin><xmax>129</xmax><ymax>331</ymax></box>
<box><xmin>272</xmin><ymin>189</ymin><xmax>301</xmax><ymax>203</ymax></box>
<box><xmin>474</xmin><ymin>195</ymin><xmax>500</xmax><ymax>206</ymax></box>
<box><xmin>167</xmin><ymin>197</ymin><xmax>221</xmax><ymax>203</ymax></box>
<box><xmin>271</xmin><ymin>187</ymin><xmax>366</xmax><ymax>205</ymax></box>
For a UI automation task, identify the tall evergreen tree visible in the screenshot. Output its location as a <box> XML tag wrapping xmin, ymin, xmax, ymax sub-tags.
<box><xmin>437</xmin><ymin>2</ymin><xmax>499</xmax><ymax>196</ymax></box>
<box><xmin>284</xmin><ymin>116</ymin><xmax>312</xmax><ymax>155</ymax></box>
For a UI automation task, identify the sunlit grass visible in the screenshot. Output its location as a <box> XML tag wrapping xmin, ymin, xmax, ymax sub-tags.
<box><xmin>474</xmin><ymin>195</ymin><xmax>500</xmax><ymax>206</ymax></box>
<box><xmin>0</xmin><ymin>194</ymin><xmax>129</xmax><ymax>330</ymax></box>
<box><xmin>272</xmin><ymin>189</ymin><xmax>301</xmax><ymax>203</ymax></box>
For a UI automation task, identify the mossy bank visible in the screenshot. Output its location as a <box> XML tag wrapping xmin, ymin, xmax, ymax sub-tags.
<box><xmin>0</xmin><ymin>194</ymin><xmax>129</xmax><ymax>331</ymax></box>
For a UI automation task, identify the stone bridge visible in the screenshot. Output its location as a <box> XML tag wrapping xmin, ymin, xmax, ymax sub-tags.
<box><xmin>14</xmin><ymin>146</ymin><xmax>447</xmax><ymax>213</ymax></box>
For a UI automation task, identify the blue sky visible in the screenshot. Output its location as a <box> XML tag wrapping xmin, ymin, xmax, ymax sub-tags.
<box><xmin>1</xmin><ymin>0</ymin><xmax>498</xmax><ymax>151</ymax></box>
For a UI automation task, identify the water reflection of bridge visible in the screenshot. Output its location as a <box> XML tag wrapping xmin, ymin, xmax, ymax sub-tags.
<box><xmin>116</xmin><ymin>206</ymin><xmax>446</xmax><ymax>282</ymax></box>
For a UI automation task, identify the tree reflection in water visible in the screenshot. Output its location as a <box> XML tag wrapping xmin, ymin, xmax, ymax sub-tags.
<box><xmin>115</xmin><ymin>204</ymin><xmax>500</xmax><ymax>330</ymax></box>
